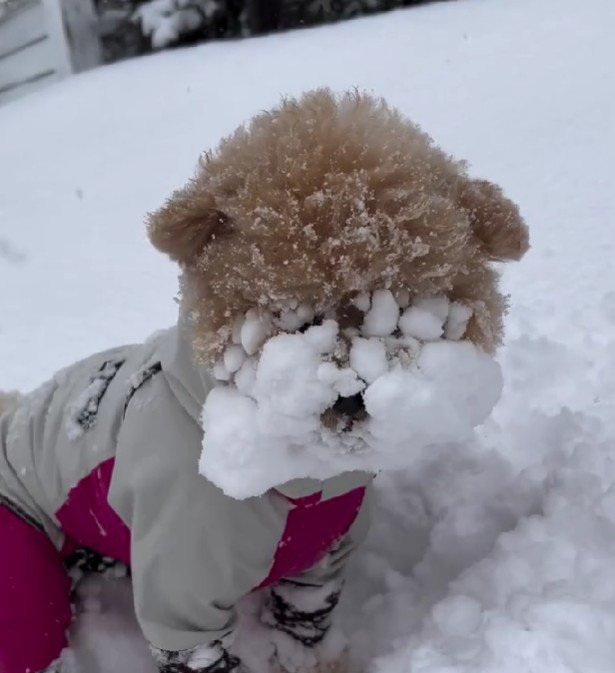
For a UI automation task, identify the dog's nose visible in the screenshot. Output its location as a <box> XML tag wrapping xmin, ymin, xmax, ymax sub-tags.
<box><xmin>331</xmin><ymin>393</ymin><xmax>366</xmax><ymax>419</ymax></box>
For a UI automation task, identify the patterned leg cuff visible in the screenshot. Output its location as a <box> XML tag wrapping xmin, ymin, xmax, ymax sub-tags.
<box><xmin>261</xmin><ymin>581</ymin><xmax>342</xmax><ymax>647</ymax></box>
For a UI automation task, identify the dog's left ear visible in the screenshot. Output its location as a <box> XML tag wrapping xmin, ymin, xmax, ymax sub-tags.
<box><xmin>147</xmin><ymin>181</ymin><xmax>229</xmax><ymax>266</ymax></box>
<box><xmin>457</xmin><ymin>179</ymin><xmax>529</xmax><ymax>262</ymax></box>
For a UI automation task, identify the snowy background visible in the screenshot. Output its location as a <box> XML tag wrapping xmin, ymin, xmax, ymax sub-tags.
<box><xmin>1</xmin><ymin>0</ymin><xmax>614</xmax><ymax>670</ymax></box>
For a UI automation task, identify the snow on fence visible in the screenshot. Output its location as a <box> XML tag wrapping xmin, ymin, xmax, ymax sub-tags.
<box><xmin>0</xmin><ymin>0</ymin><xmax>101</xmax><ymax>105</ymax></box>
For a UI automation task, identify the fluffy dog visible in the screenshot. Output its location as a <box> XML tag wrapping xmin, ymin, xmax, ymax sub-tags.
<box><xmin>0</xmin><ymin>89</ymin><xmax>527</xmax><ymax>673</ymax></box>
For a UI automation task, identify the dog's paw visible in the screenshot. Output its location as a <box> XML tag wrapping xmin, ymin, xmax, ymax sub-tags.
<box><xmin>267</xmin><ymin>626</ymin><xmax>349</xmax><ymax>673</ymax></box>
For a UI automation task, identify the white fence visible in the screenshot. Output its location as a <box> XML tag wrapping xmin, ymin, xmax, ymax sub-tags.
<box><xmin>0</xmin><ymin>0</ymin><xmax>101</xmax><ymax>105</ymax></box>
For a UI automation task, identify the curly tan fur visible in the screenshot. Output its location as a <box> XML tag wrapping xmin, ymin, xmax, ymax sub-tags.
<box><xmin>148</xmin><ymin>89</ymin><xmax>529</xmax><ymax>363</ymax></box>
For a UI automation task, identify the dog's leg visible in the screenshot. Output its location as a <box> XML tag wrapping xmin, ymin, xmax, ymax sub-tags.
<box><xmin>262</xmin><ymin>576</ymin><xmax>344</xmax><ymax>650</ymax></box>
<box><xmin>261</xmin><ymin>539</ymin><xmax>354</xmax><ymax>673</ymax></box>
<box><xmin>261</xmin><ymin>487</ymin><xmax>373</xmax><ymax>673</ymax></box>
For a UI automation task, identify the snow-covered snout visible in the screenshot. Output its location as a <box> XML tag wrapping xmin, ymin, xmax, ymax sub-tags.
<box><xmin>199</xmin><ymin>290</ymin><xmax>503</xmax><ymax>499</ymax></box>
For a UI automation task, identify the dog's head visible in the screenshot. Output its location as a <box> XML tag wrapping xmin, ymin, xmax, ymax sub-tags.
<box><xmin>148</xmin><ymin>89</ymin><xmax>529</xmax><ymax>497</ymax></box>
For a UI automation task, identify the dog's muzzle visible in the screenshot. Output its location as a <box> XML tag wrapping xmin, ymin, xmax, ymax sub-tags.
<box><xmin>331</xmin><ymin>393</ymin><xmax>367</xmax><ymax>421</ymax></box>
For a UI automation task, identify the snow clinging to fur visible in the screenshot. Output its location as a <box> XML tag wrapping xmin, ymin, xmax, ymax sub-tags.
<box><xmin>199</xmin><ymin>291</ymin><xmax>502</xmax><ymax>498</ymax></box>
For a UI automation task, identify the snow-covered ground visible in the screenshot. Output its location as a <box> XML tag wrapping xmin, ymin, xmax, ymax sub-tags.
<box><xmin>1</xmin><ymin>0</ymin><xmax>614</xmax><ymax>670</ymax></box>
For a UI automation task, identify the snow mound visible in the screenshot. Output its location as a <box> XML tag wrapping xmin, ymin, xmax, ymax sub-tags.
<box><xmin>360</xmin><ymin>433</ymin><xmax>615</xmax><ymax>673</ymax></box>
<box><xmin>200</xmin><ymin>291</ymin><xmax>502</xmax><ymax>498</ymax></box>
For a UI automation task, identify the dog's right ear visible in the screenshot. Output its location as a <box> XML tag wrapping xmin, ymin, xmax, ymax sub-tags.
<box><xmin>147</xmin><ymin>181</ymin><xmax>229</xmax><ymax>265</ymax></box>
<box><xmin>457</xmin><ymin>179</ymin><xmax>529</xmax><ymax>262</ymax></box>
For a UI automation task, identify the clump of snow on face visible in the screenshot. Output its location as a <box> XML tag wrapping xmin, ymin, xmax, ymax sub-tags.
<box><xmin>399</xmin><ymin>297</ymin><xmax>449</xmax><ymax>340</ymax></box>
<box><xmin>254</xmin><ymin>322</ymin><xmax>339</xmax><ymax>420</ymax></box>
<box><xmin>318</xmin><ymin>362</ymin><xmax>365</xmax><ymax>397</ymax></box>
<box><xmin>364</xmin><ymin>341</ymin><xmax>502</xmax><ymax>451</ymax></box>
<box><xmin>276</xmin><ymin>303</ymin><xmax>317</xmax><ymax>333</ymax></box>
<box><xmin>297</xmin><ymin>303</ymin><xmax>316</xmax><ymax>325</ymax></box>
<box><xmin>302</xmin><ymin>318</ymin><xmax>338</xmax><ymax>353</ymax></box>
<box><xmin>445</xmin><ymin>301</ymin><xmax>474</xmax><ymax>340</ymax></box>
<box><xmin>212</xmin><ymin>361</ymin><xmax>231</xmax><ymax>381</ymax></box>
<box><xmin>362</xmin><ymin>290</ymin><xmax>399</xmax><ymax>337</ymax></box>
<box><xmin>277</xmin><ymin>309</ymin><xmax>303</xmax><ymax>332</ymax></box>
<box><xmin>384</xmin><ymin>335</ymin><xmax>422</xmax><ymax>367</ymax></box>
<box><xmin>223</xmin><ymin>345</ymin><xmax>246</xmax><ymax>374</ymax></box>
<box><xmin>235</xmin><ymin>357</ymin><xmax>257</xmax><ymax>396</ymax></box>
<box><xmin>353</xmin><ymin>292</ymin><xmax>372</xmax><ymax>313</ymax></box>
<box><xmin>350</xmin><ymin>337</ymin><xmax>388</xmax><ymax>384</ymax></box>
<box><xmin>231</xmin><ymin>314</ymin><xmax>245</xmax><ymax>345</ymax></box>
<box><xmin>241</xmin><ymin>309</ymin><xmax>272</xmax><ymax>355</ymax></box>
<box><xmin>201</xmin><ymin>321</ymin><xmax>343</xmax><ymax>495</ymax></box>
<box><xmin>200</xmin><ymin>292</ymin><xmax>498</xmax><ymax>499</ymax></box>
<box><xmin>414</xmin><ymin>296</ymin><xmax>450</xmax><ymax>321</ymax></box>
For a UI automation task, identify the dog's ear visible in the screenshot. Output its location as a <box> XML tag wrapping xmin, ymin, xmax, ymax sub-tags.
<box><xmin>147</xmin><ymin>182</ymin><xmax>229</xmax><ymax>265</ymax></box>
<box><xmin>457</xmin><ymin>179</ymin><xmax>529</xmax><ymax>262</ymax></box>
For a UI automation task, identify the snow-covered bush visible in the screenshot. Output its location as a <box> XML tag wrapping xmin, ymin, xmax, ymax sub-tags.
<box><xmin>95</xmin><ymin>0</ymin><xmax>239</xmax><ymax>59</ymax></box>
<box><xmin>133</xmin><ymin>0</ymin><xmax>224</xmax><ymax>49</ymax></box>
<box><xmin>200</xmin><ymin>290</ymin><xmax>503</xmax><ymax>498</ymax></box>
<box><xmin>93</xmin><ymin>0</ymin><xmax>419</xmax><ymax>61</ymax></box>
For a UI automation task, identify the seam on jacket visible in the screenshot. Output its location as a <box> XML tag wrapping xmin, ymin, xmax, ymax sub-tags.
<box><xmin>123</xmin><ymin>361</ymin><xmax>163</xmax><ymax>418</ymax></box>
<box><xmin>0</xmin><ymin>492</ymin><xmax>45</xmax><ymax>533</ymax></box>
<box><xmin>69</xmin><ymin>357</ymin><xmax>127</xmax><ymax>436</ymax></box>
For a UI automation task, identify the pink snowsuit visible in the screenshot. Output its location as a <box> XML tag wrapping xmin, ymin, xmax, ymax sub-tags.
<box><xmin>0</xmin><ymin>326</ymin><xmax>371</xmax><ymax>673</ymax></box>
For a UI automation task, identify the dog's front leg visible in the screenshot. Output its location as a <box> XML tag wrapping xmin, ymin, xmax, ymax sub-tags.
<box><xmin>261</xmin><ymin>540</ymin><xmax>354</xmax><ymax>673</ymax></box>
<box><xmin>262</xmin><ymin>577</ymin><xmax>348</xmax><ymax>673</ymax></box>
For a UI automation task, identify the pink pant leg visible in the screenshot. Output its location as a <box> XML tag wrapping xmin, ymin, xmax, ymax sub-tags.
<box><xmin>0</xmin><ymin>505</ymin><xmax>72</xmax><ymax>673</ymax></box>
